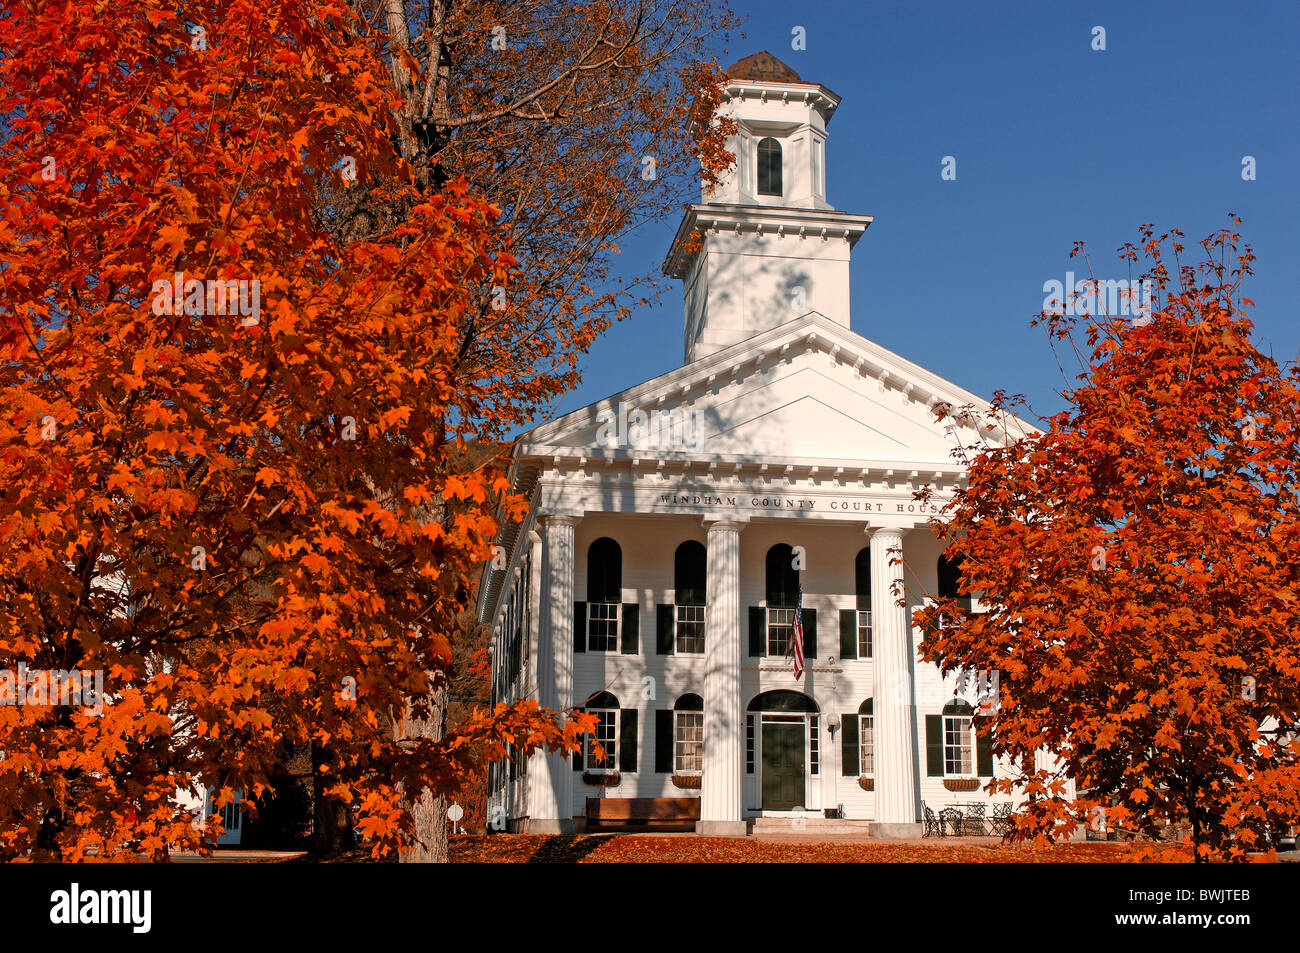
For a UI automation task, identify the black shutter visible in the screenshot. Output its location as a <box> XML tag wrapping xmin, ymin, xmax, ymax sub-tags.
<box><xmin>621</xmin><ymin>603</ymin><xmax>639</xmax><ymax>654</ymax></box>
<box><xmin>619</xmin><ymin>709</ymin><xmax>638</xmax><ymax>773</ymax></box>
<box><xmin>655</xmin><ymin>709</ymin><xmax>674</xmax><ymax>773</ymax></box>
<box><xmin>841</xmin><ymin>713</ymin><xmax>859</xmax><ymax>776</ymax></box>
<box><xmin>748</xmin><ymin>606</ymin><xmax>765</xmax><ymax>656</ymax></box>
<box><xmin>573</xmin><ymin>601</ymin><xmax>586</xmax><ymax>653</ymax></box>
<box><xmin>656</xmin><ymin>604</ymin><xmax>675</xmax><ymax>655</ymax></box>
<box><xmin>976</xmin><ymin>718</ymin><xmax>994</xmax><ymax>777</ymax></box>
<box><xmin>839</xmin><ymin>609</ymin><xmax>857</xmax><ymax>660</ymax></box>
<box><xmin>926</xmin><ymin>714</ymin><xmax>944</xmax><ymax>777</ymax></box>
<box><xmin>803</xmin><ymin>608</ymin><xmax>817</xmax><ymax>659</ymax></box>
<box><xmin>574</xmin><ymin>706</ymin><xmax>584</xmax><ymax>770</ymax></box>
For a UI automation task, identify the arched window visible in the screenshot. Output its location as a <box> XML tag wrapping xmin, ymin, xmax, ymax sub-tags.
<box><xmin>757</xmin><ymin>137</ymin><xmax>783</xmax><ymax>196</ymax></box>
<box><xmin>855</xmin><ymin>548</ymin><xmax>871</xmax><ymax>610</ymax></box>
<box><xmin>855</xmin><ymin>547</ymin><xmax>872</xmax><ymax>658</ymax></box>
<box><xmin>938</xmin><ymin>552</ymin><xmax>970</xmax><ymax>609</ymax></box>
<box><xmin>765</xmin><ymin>543</ymin><xmax>798</xmax><ymax>608</ymax></box>
<box><xmin>673</xmin><ymin>541</ymin><xmax>707</xmax><ymax>654</ymax></box>
<box><xmin>941</xmin><ymin>699</ymin><xmax>974</xmax><ymax>776</ymax></box>
<box><xmin>674</xmin><ymin>541</ymin><xmax>706</xmax><ymax>604</ymax></box>
<box><xmin>747</xmin><ymin>689</ymin><xmax>819</xmax><ymax>713</ymax></box>
<box><xmin>584</xmin><ymin>691</ymin><xmax>621</xmax><ymax>772</ymax></box>
<box><xmin>586</xmin><ymin>538</ymin><xmax>622</xmax><ymax>652</ymax></box>
<box><xmin>859</xmin><ymin>698</ymin><xmax>873</xmax><ymax>776</ymax></box>
<box><xmin>587</xmin><ymin>538</ymin><xmax>622</xmax><ymax>603</ymax></box>
<box><xmin>673</xmin><ymin>693</ymin><xmax>704</xmax><ymax>775</ymax></box>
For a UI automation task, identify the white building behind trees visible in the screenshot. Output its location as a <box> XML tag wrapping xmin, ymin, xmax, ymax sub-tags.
<box><xmin>478</xmin><ymin>52</ymin><xmax>1070</xmax><ymax>836</ymax></box>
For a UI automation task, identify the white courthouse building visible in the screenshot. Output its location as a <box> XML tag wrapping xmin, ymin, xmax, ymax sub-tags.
<box><xmin>479</xmin><ymin>53</ymin><xmax>1062</xmax><ymax>835</ymax></box>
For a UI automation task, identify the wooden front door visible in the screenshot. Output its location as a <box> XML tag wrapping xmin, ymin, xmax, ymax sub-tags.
<box><xmin>761</xmin><ymin>722</ymin><xmax>805</xmax><ymax>810</ymax></box>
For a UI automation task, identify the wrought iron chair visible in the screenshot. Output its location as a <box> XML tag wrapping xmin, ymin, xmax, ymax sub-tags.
<box><xmin>962</xmin><ymin>803</ymin><xmax>988</xmax><ymax>836</ymax></box>
<box><xmin>988</xmin><ymin>802</ymin><xmax>1014</xmax><ymax>837</ymax></box>
<box><xmin>923</xmin><ymin>804</ymin><xmax>943</xmax><ymax>838</ymax></box>
<box><xmin>939</xmin><ymin>807</ymin><xmax>963</xmax><ymax>837</ymax></box>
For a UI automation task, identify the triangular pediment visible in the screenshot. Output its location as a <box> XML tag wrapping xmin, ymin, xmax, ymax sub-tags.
<box><xmin>520</xmin><ymin>313</ymin><xmax>1035</xmax><ymax>470</ymax></box>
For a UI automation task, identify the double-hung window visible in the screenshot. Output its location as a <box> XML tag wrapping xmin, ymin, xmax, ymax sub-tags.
<box><xmin>675</xmin><ymin>604</ymin><xmax>706</xmax><ymax>654</ymax></box>
<box><xmin>860</xmin><ymin>712</ymin><xmax>874</xmax><ymax>776</ymax></box>
<box><xmin>674</xmin><ymin>710</ymin><xmax>703</xmax><ymax>774</ymax></box>
<box><xmin>857</xmin><ymin>610</ymin><xmax>872</xmax><ymax>658</ymax></box>
<box><xmin>585</xmin><ymin>708</ymin><xmax>619</xmax><ymax>771</ymax></box>
<box><xmin>943</xmin><ymin>711</ymin><xmax>974</xmax><ymax>776</ymax></box>
<box><xmin>766</xmin><ymin>606</ymin><xmax>796</xmax><ymax>656</ymax></box>
<box><xmin>587</xmin><ymin>601</ymin><xmax>620</xmax><ymax>652</ymax></box>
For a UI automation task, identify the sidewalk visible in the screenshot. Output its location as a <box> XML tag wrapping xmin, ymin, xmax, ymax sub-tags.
<box><xmin>170</xmin><ymin>849</ymin><xmax>307</xmax><ymax>863</ymax></box>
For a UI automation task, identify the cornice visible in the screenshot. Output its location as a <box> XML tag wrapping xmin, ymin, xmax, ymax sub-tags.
<box><xmin>721</xmin><ymin>80</ymin><xmax>841</xmax><ymax>118</ymax></box>
<box><xmin>663</xmin><ymin>203</ymin><xmax>873</xmax><ymax>278</ymax></box>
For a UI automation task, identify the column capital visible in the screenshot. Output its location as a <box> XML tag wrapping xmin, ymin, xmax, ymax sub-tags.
<box><xmin>539</xmin><ymin>512</ymin><xmax>580</xmax><ymax>529</ymax></box>
<box><xmin>703</xmin><ymin>517</ymin><xmax>748</xmax><ymax>534</ymax></box>
<box><xmin>865</xmin><ymin>524</ymin><xmax>906</xmax><ymax>541</ymax></box>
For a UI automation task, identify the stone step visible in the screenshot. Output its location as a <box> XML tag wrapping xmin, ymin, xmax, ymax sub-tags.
<box><xmin>749</xmin><ymin>817</ymin><xmax>873</xmax><ymax>830</ymax></box>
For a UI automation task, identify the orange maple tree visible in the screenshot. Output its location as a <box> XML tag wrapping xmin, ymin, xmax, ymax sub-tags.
<box><xmin>316</xmin><ymin>0</ymin><xmax>738</xmax><ymax>860</ymax></box>
<box><xmin>0</xmin><ymin>0</ymin><xmax>657</xmax><ymax>860</ymax></box>
<box><xmin>916</xmin><ymin>222</ymin><xmax>1300</xmax><ymax>862</ymax></box>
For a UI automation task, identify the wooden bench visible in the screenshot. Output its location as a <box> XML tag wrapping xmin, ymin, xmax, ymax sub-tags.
<box><xmin>585</xmin><ymin>796</ymin><xmax>701</xmax><ymax>832</ymax></box>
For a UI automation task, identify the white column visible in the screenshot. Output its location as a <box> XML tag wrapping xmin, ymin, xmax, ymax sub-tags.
<box><xmin>699</xmin><ymin>519</ymin><xmax>747</xmax><ymax>835</ymax></box>
<box><xmin>870</xmin><ymin>526</ymin><xmax>920</xmax><ymax>832</ymax></box>
<box><xmin>527</xmin><ymin>514</ymin><xmax>577</xmax><ymax>833</ymax></box>
<box><xmin>518</xmin><ymin>529</ymin><xmax>542</xmax><ymax>831</ymax></box>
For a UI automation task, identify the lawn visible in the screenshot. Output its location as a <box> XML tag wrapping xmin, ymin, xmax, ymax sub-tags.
<box><xmin>449</xmin><ymin>834</ymin><xmax>1180</xmax><ymax>863</ymax></box>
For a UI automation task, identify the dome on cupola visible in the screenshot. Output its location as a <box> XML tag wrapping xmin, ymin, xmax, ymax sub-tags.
<box><xmin>725</xmin><ymin>51</ymin><xmax>806</xmax><ymax>84</ymax></box>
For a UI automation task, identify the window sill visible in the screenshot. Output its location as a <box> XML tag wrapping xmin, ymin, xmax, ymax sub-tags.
<box><xmin>747</xmin><ymin>662</ymin><xmax>843</xmax><ymax>674</ymax></box>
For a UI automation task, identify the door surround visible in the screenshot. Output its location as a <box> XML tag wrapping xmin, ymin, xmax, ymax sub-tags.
<box><xmin>747</xmin><ymin>689</ymin><xmax>820</xmax><ymax>815</ymax></box>
<box><xmin>759</xmin><ymin>714</ymin><xmax>807</xmax><ymax>811</ymax></box>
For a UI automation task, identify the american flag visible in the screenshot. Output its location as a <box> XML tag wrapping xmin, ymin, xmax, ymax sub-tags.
<box><xmin>792</xmin><ymin>586</ymin><xmax>805</xmax><ymax>680</ymax></box>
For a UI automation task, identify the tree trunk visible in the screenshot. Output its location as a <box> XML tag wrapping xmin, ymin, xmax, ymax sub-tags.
<box><xmin>398</xmin><ymin>683</ymin><xmax>448</xmax><ymax>863</ymax></box>
<box><xmin>310</xmin><ymin>742</ymin><xmax>354</xmax><ymax>856</ymax></box>
<box><xmin>1184</xmin><ymin>781</ymin><xmax>1204</xmax><ymax>863</ymax></box>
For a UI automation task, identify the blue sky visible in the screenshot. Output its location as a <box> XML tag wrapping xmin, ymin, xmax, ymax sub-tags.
<box><xmin>542</xmin><ymin>0</ymin><xmax>1299</xmax><ymax>428</ymax></box>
